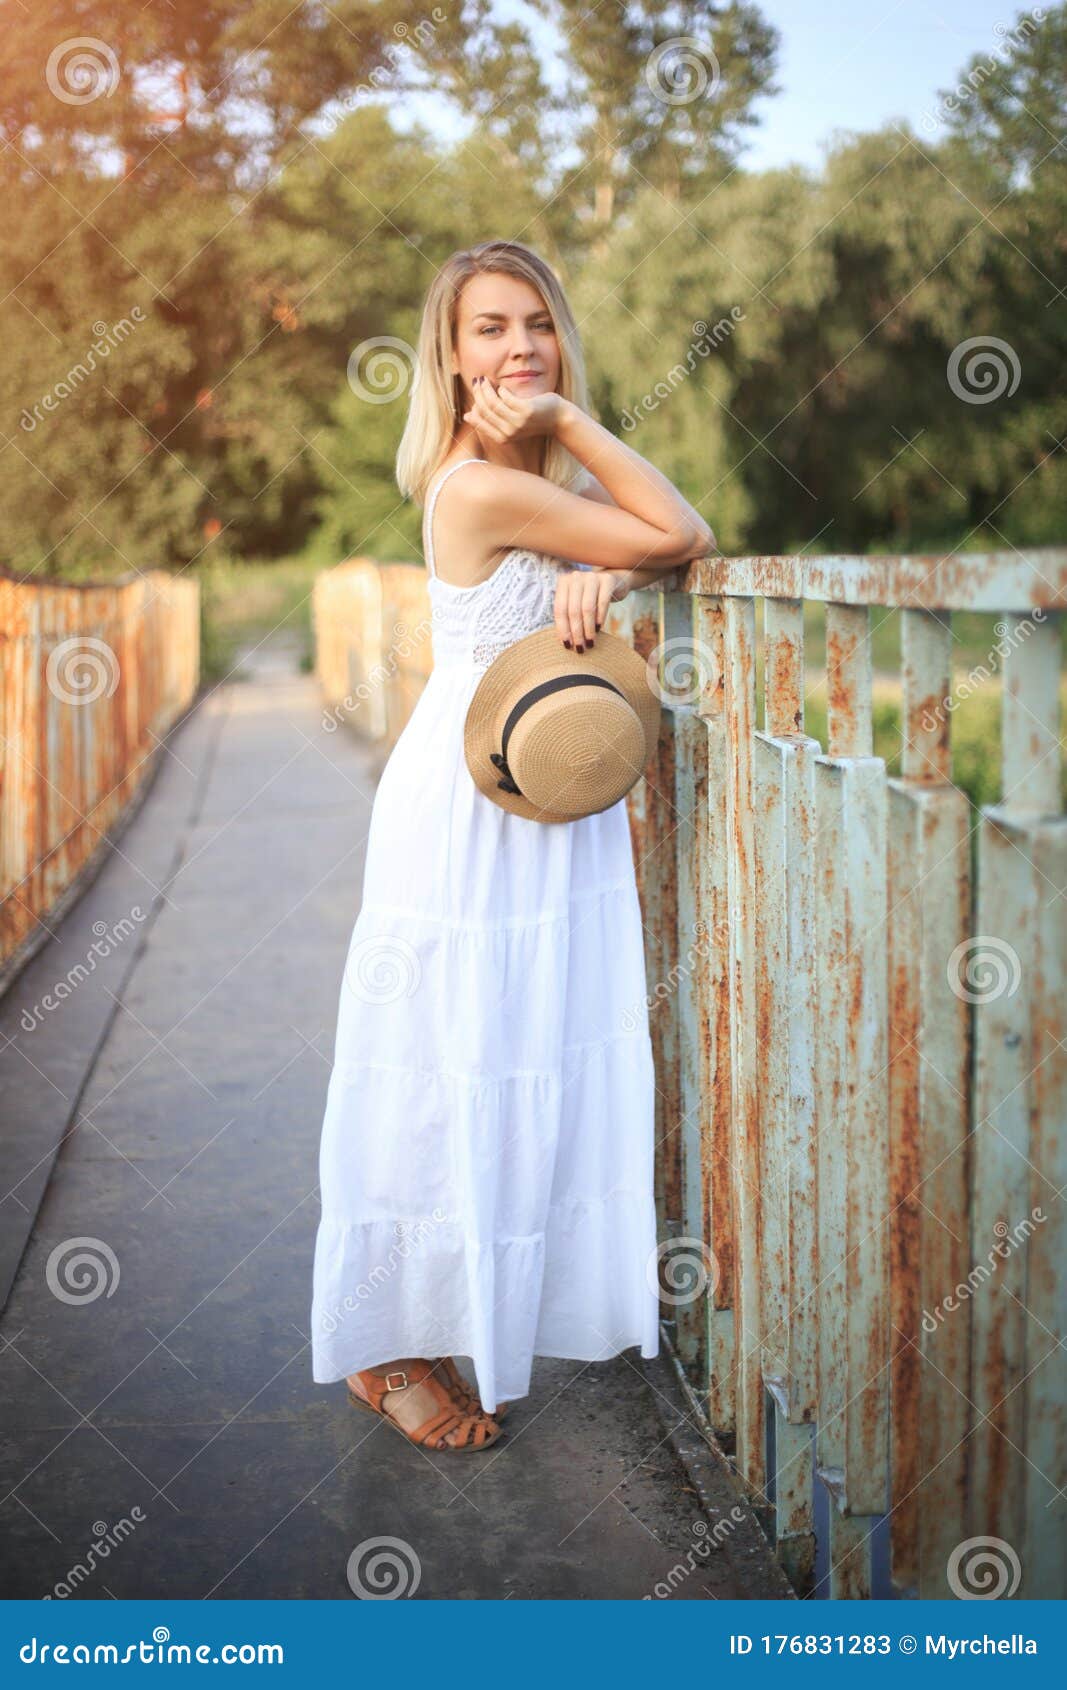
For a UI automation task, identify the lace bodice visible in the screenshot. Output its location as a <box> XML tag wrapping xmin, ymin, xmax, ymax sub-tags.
<box><xmin>421</xmin><ymin>457</ymin><xmax>587</xmax><ymax>672</ymax></box>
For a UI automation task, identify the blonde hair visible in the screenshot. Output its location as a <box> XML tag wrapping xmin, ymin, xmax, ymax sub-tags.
<box><xmin>395</xmin><ymin>240</ymin><xmax>591</xmax><ymax>506</ymax></box>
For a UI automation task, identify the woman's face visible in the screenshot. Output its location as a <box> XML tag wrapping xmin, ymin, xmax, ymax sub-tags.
<box><xmin>451</xmin><ymin>272</ymin><xmax>561</xmax><ymax>411</ymax></box>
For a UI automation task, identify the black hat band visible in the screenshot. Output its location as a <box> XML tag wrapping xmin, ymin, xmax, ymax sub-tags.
<box><xmin>488</xmin><ymin>673</ymin><xmax>626</xmax><ymax>796</ymax></box>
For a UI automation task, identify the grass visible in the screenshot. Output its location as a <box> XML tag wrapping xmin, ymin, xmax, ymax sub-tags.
<box><xmin>788</xmin><ymin>599</ymin><xmax>1067</xmax><ymax>681</ymax></box>
<box><xmin>748</xmin><ymin>601</ymin><xmax>1066</xmax><ymax>813</ymax></box>
<box><xmin>197</xmin><ymin>555</ymin><xmax>323</xmax><ymax>685</ymax></box>
<box><xmin>774</xmin><ymin>680</ymin><xmax>1067</xmax><ymax>815</ymax></box>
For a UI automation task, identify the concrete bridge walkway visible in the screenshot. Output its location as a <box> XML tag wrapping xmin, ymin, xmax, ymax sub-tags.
<box><xmin>0</xmin><ymin>631</ymin><xmax>791</xmax><ymax>1601</ymax></box>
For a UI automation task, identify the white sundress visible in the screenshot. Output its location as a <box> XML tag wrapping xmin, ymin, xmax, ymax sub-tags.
<box><xmin>309</xmin><ymin>456</ymin><xmax>660</xmax><ymax>1414</ymax></box>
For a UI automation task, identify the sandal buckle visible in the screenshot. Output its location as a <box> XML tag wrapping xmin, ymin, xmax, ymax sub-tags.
<box><xmin>383</xmin><ymin>1369</ymin><xmax>409</xmax><ymax>1392</ymax></box>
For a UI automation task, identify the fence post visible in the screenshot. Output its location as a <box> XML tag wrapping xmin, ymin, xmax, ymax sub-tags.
<box><xmin>756</xmin><ymin>596</ymin><xmax>820</xmax><ymax>1595</ymax></box>
<box><xmin>969</xmin><ymin>612</ymin><xmax>1065</xmax><ymax>1598</ymax></box>
<box><xmin>813</xmin><ymin>602</ymin><xmax>889</xmax><ymax>1597</ymax></box>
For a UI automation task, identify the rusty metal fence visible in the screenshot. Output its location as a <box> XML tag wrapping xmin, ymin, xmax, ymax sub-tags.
<box><xmin>315</xmin><ymin>546</ymin><xmax>1066</xmax><ymax>1601</ymax></box>
<box><xmin>0</xmin><ymin>569</ymin><xmax>200</xmax><ymax>986</ymax></box>
<box><xmin>313</xmin><ymin>558</ymin><xmax>434</xmax><ymax>750</ymax></box>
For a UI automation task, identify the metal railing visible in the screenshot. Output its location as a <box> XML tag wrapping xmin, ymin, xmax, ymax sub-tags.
<box><xmin>0</xmin><ymin>569</ymin><xmax>200</xmax><ymax>986</ymax></box>
<box><xmin>314</xmin><ymin>545</ymin><xmax>1066</xmax><ymax>1599</ymax></box>
<box><xmin>629</xmin><ymin>546</ymin><xmax>1065</xmax><ymax>1600</ymax></box>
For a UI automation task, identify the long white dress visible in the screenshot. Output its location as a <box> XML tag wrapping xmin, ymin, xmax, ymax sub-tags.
<box><xmin>309</xmin><ymin>456</ymin><xmax>660</xmax><ymax>1414</ymax></box>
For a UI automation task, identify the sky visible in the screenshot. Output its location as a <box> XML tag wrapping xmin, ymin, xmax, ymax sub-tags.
<box><xmin>724</xmin><ymin>0</ymin><xmax>1026</xmax><ymax>171</ymax></box>
<box><xmin>408</xmin><ymin>0</ymin><xmax>1032</xmax><ymax>172</ymax></box>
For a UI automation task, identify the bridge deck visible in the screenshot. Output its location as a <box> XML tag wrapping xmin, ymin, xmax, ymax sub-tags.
<box><xmin>0</xmin><ymin>636</ymin><xmax>787</xmax><ymax>1600</ymax></box>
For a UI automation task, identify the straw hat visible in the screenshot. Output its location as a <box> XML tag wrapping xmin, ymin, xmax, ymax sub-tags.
<box><xmin>463</xmin><ymin>627</ymin><xmax>661</xmax><ymax>823</ymax></box>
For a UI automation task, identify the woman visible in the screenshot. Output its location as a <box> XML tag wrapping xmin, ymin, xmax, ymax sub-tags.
<box><xmin>310</xmin><ymin>239</ymin><xmax>714</xmax><ymax>1453</ymax></box>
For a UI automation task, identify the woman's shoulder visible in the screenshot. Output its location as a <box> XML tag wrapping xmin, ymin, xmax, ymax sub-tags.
<box><xmin>428</xmin><ymin>453</ymin><xmax>488</xmax><ymax>496</ymax></box>
<box><xmin>428</xmin><ymin>455</ymin><xmax>524</xmax><ymax>521</ymax></box>
<box><xmin>426</xmin><ymin>457</ymin><xmax>509</xmax><ymax>584</ymax></box>
<box><xmin>432</xmin><ymin>457</ymin><xmax>608</xmax><ymax>504</ymax></box>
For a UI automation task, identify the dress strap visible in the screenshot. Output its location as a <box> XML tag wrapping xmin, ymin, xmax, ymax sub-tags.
<box><xmin>423</xmin><ymin>457</ymin><xmax>487</xmax><ymax>580</ymax></box>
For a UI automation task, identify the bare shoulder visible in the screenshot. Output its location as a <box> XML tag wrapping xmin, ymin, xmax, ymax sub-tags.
<box><xmin>433</xmin><ymin>457</ymin><xmax>694</xmax><ymax>574</ymax></box>
<box><xmin>443</xmin><ymin>463</ymin><xmax>617</xmax><ymax>520</ymax></box>
<box><xmin>431</xmin><ymin>457</ymin><xmax>552</xmax><ymax>529</ymax></box>
<box><xmin>436</xmin><ymin>456</ymin><xmax>608</xmax><ymax>534</ymax></box>
<box><xmin>427</xmin><ymin>457</ymin><xmax>511</xmax><ymax>586</ymax></box>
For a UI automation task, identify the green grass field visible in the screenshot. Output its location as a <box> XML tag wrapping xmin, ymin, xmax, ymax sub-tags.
<box><xmin>198</xmin><ymin>555</ymin><xmax>322</xmax><ymax>684</ymax></box>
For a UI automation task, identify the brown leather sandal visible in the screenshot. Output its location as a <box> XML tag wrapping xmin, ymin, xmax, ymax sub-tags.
<box><xmin>436</xmin><ymin>1355</ymin><xmax>510</xmax><ymax>1421</ymax></box>
<box><xmin>347</xmin><ymin>1359</ymin><xmax>503</xmax><ymax>1452</ymax></box>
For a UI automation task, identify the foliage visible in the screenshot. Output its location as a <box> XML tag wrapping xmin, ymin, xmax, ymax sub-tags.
<box><xmin>1</xmin><ymin>1</ymin><xmax>1063</xmax><ymax>576</ymax></box>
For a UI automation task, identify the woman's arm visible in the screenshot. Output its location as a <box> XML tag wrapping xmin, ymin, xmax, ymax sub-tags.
<box><xmin>576</xmin><ymin>476</ymin><xmax>708</xmax><ymax>593</ymax></box>
<box><xmin>453</xmin><ymin>380</ymin><xmax>716</xmax><ymax>571</ymax></box>
<box><xmin>617</xmin><ymin>562</ymin><xmax>686</xmax><ymax>590</ymax></box>
<box><xmin>558</xmin><ymin>403</ymin><xmax>714</xmax><ymax>555</ymax></box>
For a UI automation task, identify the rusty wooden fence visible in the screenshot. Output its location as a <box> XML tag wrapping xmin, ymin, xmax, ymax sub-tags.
<box><xmin>0</xmin><ymin>569</ymin><xmax>200</xmax><ymax>986</ymax></box>
<box><xmin>315</xmin><ymin>547</ymin><xmax>1066</xmax><ymax>1601</ymax></box>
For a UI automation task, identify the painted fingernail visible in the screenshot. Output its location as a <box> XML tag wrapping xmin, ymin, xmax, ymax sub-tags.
<box><xmin>564</xmin><ymin>639</ymin><xmax>572</xmax><ymax>648</ymax></box>
<box><xmin>576</xmin><ymin>643</ymin><xmax>585</xmax><ymax>653</ymax></box>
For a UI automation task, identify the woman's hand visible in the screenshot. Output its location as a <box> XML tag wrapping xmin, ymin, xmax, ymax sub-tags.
<box><xmin>552</xmin><ymin>567</ymin><xmax>631</xmax><ymax>651</ymax></box>
<box><xmin>462</xmin><ymin>377</ymin><xmax>563</xmax><ymax>444</ymax></box>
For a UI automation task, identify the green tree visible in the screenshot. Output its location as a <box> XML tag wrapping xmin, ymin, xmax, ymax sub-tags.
<box><xmin>527</xmin><ymin>0</ymin><xmax>780</xmax><ymax>242</ymax></box>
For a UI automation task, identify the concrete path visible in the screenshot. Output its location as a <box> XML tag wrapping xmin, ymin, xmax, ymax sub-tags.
<box><xmin>0</xmin><ymin>634</ymin><xmax>791</xmax><ymax>1600</ymax></box>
